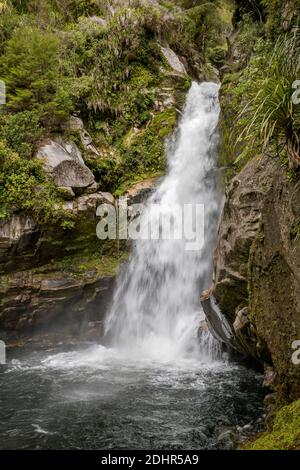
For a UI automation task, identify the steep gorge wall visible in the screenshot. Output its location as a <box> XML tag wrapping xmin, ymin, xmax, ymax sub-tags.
<box><xmin>208</xmin><ymin>154</ymin><xmax>300</xmax><ymax>406</ymax></box>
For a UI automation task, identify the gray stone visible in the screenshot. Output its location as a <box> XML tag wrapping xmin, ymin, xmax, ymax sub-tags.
<box><xmin>84</xmin><ymin>181</ymin><xmax>98</xmax><ymax>194</ymax></box>
<box><xmin>0</xmin><ymin>214</ymin><xmax>37</xmax><ymax>266</ymax></box>
<box><xmin>210</xmin><ymin>153</ymin><xmax>300</xmax><ymax>400</ymax></box>
<box><xmin>36</xmin><ymin>138</ymin><xmax>95</xmax><ymax>193</ymax></box>
<box><xmin>62</xmin><ymin>116</ymin><xmax>84</xmax><ymax>133</ymax></box>
<box><xmin>62</xmin><ymin>191</ymin><xmax>115</xmax><ymax>215</ymax></box>
<box><xmin>52</xmin><ymin>159</ymin><xmax>94</xmax><ymax>191</ymax></box>
<box><xmin>89</xmin><ymin>16</ymin><xmax>107</xmax><ymax>27</ymax></box>
<box><xmin>123</xmin><ymin>177</ymin><xmax>159</xmax><ymax>205</ymax></box>
<box><xmin>159</xmin><ymin>44</ymin><xmax>186</xmax><ymax>74</ymax></box>
<box><xmin>80</xmin><ymin>129</ymin><xmax>100</xmax><ymax>155</ymax></box>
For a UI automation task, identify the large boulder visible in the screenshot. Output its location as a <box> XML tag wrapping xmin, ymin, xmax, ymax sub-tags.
<box><xmin>36</xmin><ymin>138</ymin><xmax>95</xmax><ymax>194</ymax></box>
<box><xmin>212</xmin><ymin>155</ymin><xmax>275</xmax><ymax>321</ymax></box>
<box><xmin>60</xmin><ymin>191</ymin><xmax>115</xmax><ymax>217</ymax></box>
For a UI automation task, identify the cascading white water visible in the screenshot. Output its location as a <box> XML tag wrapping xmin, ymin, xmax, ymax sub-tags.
<box><xmin>105</xmin><ymin>82</ymin><xmax>221</xmax><ymax>362</ymax></box>
<box><xmin>1</xmin><ymin>82</ymin><xmax>266</xmax><ymax>451</ymax></box>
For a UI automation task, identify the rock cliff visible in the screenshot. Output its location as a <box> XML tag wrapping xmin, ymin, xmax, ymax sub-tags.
<box><xmin>203</xmin><ymin>153</ymin><xmax>300</xmax><ymax>414</ymax></box>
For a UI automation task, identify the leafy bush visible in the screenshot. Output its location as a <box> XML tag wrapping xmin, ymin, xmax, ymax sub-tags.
<box><xmin>0</xmin><ymin>140</ymin><xmax>75</xmax><ymax>227</ymax></box>
<box><xmin>235</xmin><ymin>13</ymin><xmax>263</xmax><ymax>67</ymax></box>
<box><xmin>207</xmin><ymin>45</ymin><xmax>227</xmax><ymax>67</ymax></box>
<box><xmin>0</xmin><ymin>25</ymin><xmax>73</xmax><ymax>126</ymax></box>
<box><xmin>261</xmin><ymin>0</ymin><xmax>300</xmax><ymax>37</ymax></box>
<box><xmin>85</xmin><ymin>155</ymin><xmax>121</xmax><ymax>192</ymax></box>
<box><xmin>238</xmin><ymin>26</ymin><xmax>300</xmax><ymax>168</ymax></box>
<box><xmin>0</xmin><ymin>111</ymin><xmax>43</xmax><ymax>158</ymax></box>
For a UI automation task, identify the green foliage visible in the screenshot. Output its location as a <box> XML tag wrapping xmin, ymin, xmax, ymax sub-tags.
<box><xmin>237</xmin><ymin>26</ymin><xmax>300</xmax><ymax>168</ymax></box>
<box><xmin>0</xmin><ymin>140</ymin><xmax>75</xmax><ymax>227</ymax></box>
<box><xmin>0</xmin><ymin>25</ymin><xmax>73</xmax><ymax>126</ymax></box>
<box><xmin>85</xmin><ymin>107</ymin><xmax>176</xmax><ymax>193</ymax></box>
<box><xmin>244</xmin><ymin>399</ymin><xmax>300</xmax><ymax>450</ymax></box>
<box><xmin>0</xmin><ymin>0</ymin><xmax>233</xmax><ymax>227</ymax></box>
<box><xmin>220</xmin><ymin>39</ymin><xmax>272</xmax><ymax>169</ymax></box>
<box><xmin>65</xmin><ymin>7</ymin><xmax>162</xmax><ymax>119</ymax></box>
<box><xmin>235</xmin><ymin>13</ymin><xmax>263</xmax><ymax>67</ymax></box>
<box><xmin>0</xmin><ymin>1</ymin><xmax>19</xmax><ymax>55</ymax></box>
<box><xmin>0</xmin><ymin>111</ymin><xmax>43</xmax><ymax>158</ymax></box>
<box><xmin>85</xmin><ymin>154</ymin><xmax>121</xmax><ymax>192</ymax></box>
<box><xmin>261</xmin><ymin>0</ymin><xmax>300</xmax><ymax>37</ymax></box>
<box><xmin>207</xmin><ymin>45</ymin><xmax>227</xmax><ymax>67</ymax></box>
<box><xmin>161</xmin><ymin>1</ymin><xmax>231</xmax><ymax>72</ymax></box>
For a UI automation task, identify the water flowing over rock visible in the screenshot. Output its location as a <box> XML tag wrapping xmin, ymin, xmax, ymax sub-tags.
<box><xmin>105</xmin><ymin>82</ymin><xmax>222</xmax><ymax>361</ymax></box>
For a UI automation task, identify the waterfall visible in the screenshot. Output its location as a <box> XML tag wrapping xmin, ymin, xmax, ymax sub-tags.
<box><xmin>105</xmin><ymin>82</ymin><xmax>221</xmax><ymax>362</ymax></box>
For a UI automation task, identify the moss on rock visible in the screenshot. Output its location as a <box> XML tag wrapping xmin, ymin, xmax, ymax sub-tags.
<box><xmin>244</xmin><ymin>399</ymin><xmax>300</xmax><ymax>450</ymax></box>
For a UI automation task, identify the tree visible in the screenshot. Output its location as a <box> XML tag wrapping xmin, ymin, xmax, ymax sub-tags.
<box><xmin>0</xmin><ymin>25</ymin><xmax>72</xmax><ymax>126</ymax></box>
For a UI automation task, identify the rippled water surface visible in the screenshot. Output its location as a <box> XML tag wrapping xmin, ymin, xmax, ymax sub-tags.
<box><xmin>0</xmin><ymin>344</ymin><xmax>264</xmax><ymax>450</ymax></box>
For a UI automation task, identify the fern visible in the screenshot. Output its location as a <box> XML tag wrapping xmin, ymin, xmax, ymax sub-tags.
<box><xmin>237</xmin><ymin>25</ymin><xmax>300</xmax><ymax>168</ymax></box>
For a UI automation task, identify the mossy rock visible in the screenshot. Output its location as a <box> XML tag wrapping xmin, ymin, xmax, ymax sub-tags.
<box><xmin>208</xmin><ymin>45</ymin><xmax>227</xmax><ymax>67</ymax></box>
<box><xmin>244</xmin><ymin>399</ymin><xmax>300</xmax><ymax>450</ymax></box>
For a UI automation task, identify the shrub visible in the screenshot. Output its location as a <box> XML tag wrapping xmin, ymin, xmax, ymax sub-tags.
<box><xmin>238</xmin><ymin>26</ymin><xmax>300</xmax><ymax>168</ymax></box>
<box><xmin>0</xmin><ymin>111</ymin><xmax>43</xmax><ymax>158</ymax></box>
<box><xmin>0</xmin><ymin>140</ymin><xmax>75</xmax><ymax>227</ymax></box>
<box><xmin>207</xmin><ymin>45</ymin><xmax>227</xmax><ymax>67</ymax></box>
<box><xmin>0</xmin><ymin>25</ymin><xmax>73</xmax><ymax>127</ymax></box>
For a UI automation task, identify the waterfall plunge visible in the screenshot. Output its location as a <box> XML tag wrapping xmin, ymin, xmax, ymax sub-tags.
<box><xmin>105</xmin><ymin>82</ymin><xmax>222</xmax><ymax>362</ymax></box>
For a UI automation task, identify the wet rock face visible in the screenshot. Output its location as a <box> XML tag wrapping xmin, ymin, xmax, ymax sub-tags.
<box><xmin>213</xmin><ymin>156</ymin><xmax>276</xmax><ymax>322</ymax></box>
<box><xmin>0</xmin><ymin>192</ymin><xmax>115</xmax><ymax>273</ymax></box>
<box><xmin>0</xmin><ymin>215</ymin><xmax>39</xmax><ymax>272</ymax></box>
<box><xmin>210</xmin><ymin>154</ymin><xmax>300</xmax><ymax>402</ymax></box>
<box><xmin>0</xmin><ymin>270</ymin><xmax>115</xmax><ymax>346</ymax></box>
<box><xmin>0</xmin><ymin>188</ymin><xmax>118</xmax><ymax>345</ymax></box>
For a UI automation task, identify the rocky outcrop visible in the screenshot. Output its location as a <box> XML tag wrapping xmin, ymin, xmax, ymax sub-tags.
<box><xmin>0</xmin><ymin>186</ymin><xmax>120</xmax><ymax>346</ymax></box>
<box><xmin>0</xmin><ymin>265</ymin><xmax>115</xmax><ymax>347</ymax></box>
<box><xmin>203</xmin><ymin>154</ymin><xmax>300</xmax><ymax>405</ymax></box>
<box><xmin>0</xmin><ymin>176</ymin><xmax>161</xmax><ymax>346</ymax></box>
<box><xmin>36</xmin><ymin>138</ymin><xmax>96</xmax><ymax>195</ymax></box>
<box><xmin>0</xmin><ymin>215</ymin><xmax>38</xmax><ymax>267</ymax></box>
<box><xmin>0</xmin><ymin>171</ymin><xmax>158</xmax><ymax>347</ymax></box>
<box><xmin>62</xmin><ymin>116</ymin><xmax>100</xmax><ymax>155</ymax></box>
<box><xmin>123</xmin><ymin>177</ymin><xmax>160</xmax><ymax>205</ymax></box>
<box><xmin>0</xmin><ymin>191</ymin><xmax>115</xmax><ymax>273</ymax></box>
